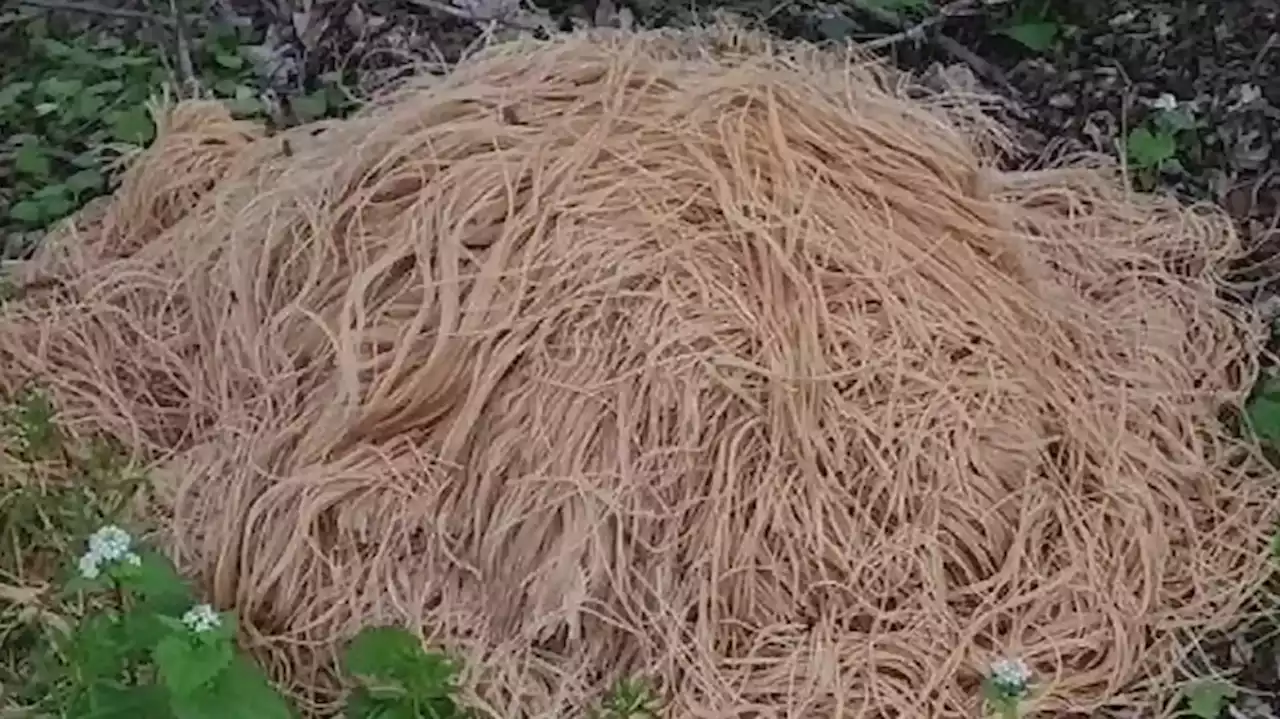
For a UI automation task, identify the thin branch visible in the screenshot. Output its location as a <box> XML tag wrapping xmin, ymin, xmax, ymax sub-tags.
<box><xmin>933</xmin><ymin>34</ymin><xmax>1020</xmax><ymax>98</ymax></box>
<box><xmin>400</xmin><ymin>0</ymin><xmax>545</xmax><ymax>32</ymax></box>
<box><xmin>166</xmin><ymin>0</ymin><xmax>197</xmax><ymax>91</ymax></box>
<box><xmin>16</xmin><ymin>0</ymin><xmax>174</xmax><ymax>25</ymax></box>
<box><xmin>855</xmin><ymin>0</ymin><xmax>977</xmax><ymax>50</ymax></box>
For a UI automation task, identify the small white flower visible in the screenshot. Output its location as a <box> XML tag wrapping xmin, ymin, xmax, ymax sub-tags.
<box><xmin>87</xmin><ymin>525</ymin><xmax>133</xmax><ymax>563</ymax></box>
<box><xmin>1152</xmin><ymin>93</ymin><xmax>1179</xmax><ymax>112</ymax></box>
<box><xmin>78</xmin><ymin>553</ymin><xmax>101</xmax><ymax>580</ymax></box>
<box><xmin>78</xmin><ymin>526</ymin><xmax>141</xmax><ymax>580</ymax></box>
<box><xmin>182</xmin><ymin>603</ymin><xmax>221</xmax><ymax>634</ymax></box>
<box><xmin>989</xmin><ymin>657</ymin><xmax>1032</xmax><ymax>696</ymax></box>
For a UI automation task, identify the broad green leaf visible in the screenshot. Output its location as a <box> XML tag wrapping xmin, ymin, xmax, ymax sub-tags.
<box><xmin>154</xmin><ymin>634</ymin><xmax>234</xmax><ymax>697</ymax></box>
<box><xmin>214</xmin><ymin>52</ymin><xmax>244</xmax><ymax>70</ymax></box>
<box><xmin>37</xmin><ymin>38</ymin><xmax>73</xmax><ymax>57</ymax></box>
<box><xmin>1184</xmin><ymin>679</ymin><xmax>1236</xmax><ymax>719</ymax></box>
<box><xmin>14</xmin><ymin>144</ymin><xmax>52</xmax><ymax>178</ymax></box>
<box><xmin>72</xmin><ymin>93</ymin><xmax>107</xmax><ymax>120</ymax></box>
<box><xmin>0</xmin><ymin>81</ymin><xmax>33</xmax><ymax>109</ymax></box>
<box><xmin>128</xmin><ymin>550</ymin><xmax>193</xmax><ymax>612</ymax></box>
<box><xmin>109</xmin><ymin>106</ymin><xmax>155</xmax><ymax>145</ymax></box>
<box><xmin>37</xmin><ymin>190</ymin><xmax>74</xmax><ymax>221</ymax></box>
<box><xmin>39</xmin><ymin>76</ymin><xmax>84</xmax><ymax>98</ymax></box>
<box><xmin>1157</xmin><ymin>108</ymin><xmax>1196</xmax><ymax>133</ymax></box>
<box><xmin>9</xmin><ymin>200</ymin><xmax>44</xmax><ymax>224</ymax></box>
<box><xmin>344</xmin><ymin>627</ymin><xmax>462</xmax><ymax>702</ymax></box>
<box><xmin>67</xmin><ymin>614</ymin><xmax>127</xmax><ymax>682</ymax></box>
<box><xmin>212</xmin><ymin>78</ymin><xmax>239</xmax><ymax>96</ymax></box>
<box><xmin>1246</xmin><ymin>394</ymin><xmax>1280</xmax><ymax>444</ymax></box>
<box><xmin>66</xmin><ymin>168</ymin><xmax>105</xmax><ymax>194</ymax></box>
<box><xmin>225</xmin><ymin>96</ymin><xmax>264</xmax><ymax>117</ymax></box>
<box><xmin>999</xmin><ymin>21</ymin><xmax>1059</xmax><ymax>51</ymax></box>
<box><xmin>80</xmin><ymin>682</ymin><xmax>171</xmax><ymax>719</ymax></box>
<box><xmin>119</xmin><ymin>607</ymin><xmax>180</xmax><ymax>655</ymax></box>
<box><xmin>88</xmin><ymin>80</ymin><xmax>126</xmax><ymax>95</ymax></box>
<box><xmin>72</xmin><ymin>150</ymin><xmax>101</xmax><ymax>168</ymax></box>
<box><xmin>1126</xmin><ymin>127</ymin><xmax>1177</xmax><ymax>171</ymax></box>
<box><xmin>816</xmin><ymin>14</ymin><xmax>857</xmax><ymax>42</ymax></box>
<box><xmin>169</xmin><ymin>655</ymin><xmax>294</xmax><ymax>719</ymax></box>
<box><xmin>344</xmin><ymin>626</ymin><xmax>425</xmax><ymax>682</ymax></box>
<box><xmin>292</xmin><ymin>91</ymin><xmax>328</xmax><ymax>122</ymax></box>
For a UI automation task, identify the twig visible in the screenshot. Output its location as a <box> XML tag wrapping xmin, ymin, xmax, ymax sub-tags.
<box><xmin>166</xmin><ymin>0</ymin><xmax>197</xmax><ymax>91</ymax></box>
<box><xmin>400</xmin><ymin>0</ymin><xmax>544</xmax><ymax>31</ymax></box>
<box><xmin>16</xmin><ymin>0</ymin><xmax>174</xmax><ymax>25</ymax></box>
<box><xmin>933</xmin><ymin>34</ymin><xmax>1020</xmax><ymax>99</ymax></box>
<box><xmin>855</xmin><ymin>0</ymin><xmax>977</xmax><ymax>50</ymax></box>
<box><xmin>859</xmin><ymin>11</ymin><xmax>951</xmax><ymax>50</ymax></box>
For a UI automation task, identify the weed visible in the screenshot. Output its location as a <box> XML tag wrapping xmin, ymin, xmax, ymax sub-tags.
<box><xmin>982</xmin><ymin>658</ymin><xmax>1032</xmax><ymax>719</ymax></box>
<box><xmin>1124</xmin><ymin>94</ymin><xmax>1199</xmax><ymax>189</ymax></box>
<box><xmin>995</xmin><ymin>0</ymin><xmax>1067</xmax><ymax>53</ymax></box>
<box><xmin>1181</xmin><ymin>678</ymin><xmax>1237</xmax><ymax>719</ymax></box>
<box><xmin>11</xmin><ymin>522</ymin><xmax>482</xmax><ymax>718</ymax></box>
<box><xmin>0</xmin><ymin>11</ymin><xmax>355</xmax><ymax>257</ymax></box>
<box><xmin>594</xmin><ymin>677</ymin><xmax>660</xmax><ymax>719</ymax></box>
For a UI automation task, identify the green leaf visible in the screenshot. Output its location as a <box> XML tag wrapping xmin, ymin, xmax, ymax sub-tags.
<box><xmin>109</xmin><ymin>105</ymin><xmax>156</xmax><ymax>145</ymax></box>
<box><xmin>344</xmin><ymin>627</ymin><xmax>462</xmax><ymax>703</ymax></box>
<box><xmin>67</xmin><ymin>614</ymin><xmax>128</xmax><ymax>682</ymax></box>
<box><xmin>1157</xmin><ymin>108</ymin><xmax>1197</xmax><ymax>133</ymax></box>
<box><xmin>999</xmin><ymin>21</ymin><xmax>1060</xmax><ymax>51</ymax></box>
<box><xmin>72</xmin><ymin>150</ymin><xmax>102</xmax><ymax>168</ymax></box>
<box><xmin>1126</xmin><ymin>127</ymin><xmax>1177</xmax><ymax>171</ymax></box>
<box><xmin>170</xmin><ymin>655</ymin><xmax>294</xmax><ymax>719</ymax></box>
<box><xmin>88</xmin><ymin>80</ymin><xmax>126</xmax><ymax>95</ymax></box>
<box><xmin>9</xmin><ymin>200</ymin><xmax>44</xmax><ymax>224</ymax></box>
<box><xmin>39</xmin><ymin>76</ymin><xmax>84</xmax><ymax>98</ymax></box>
<box><xmin>37</xmin><ymin>189</ymin><xmax>74</xmax><ymax>221</ymax></box>
<box><xmin>816</xmin><ymin>14</ymin><xmax>857</xmax><ymax>42</ymax></box>
<box><xmin>292</xmin><ymin>91</ymin><xmax>329</xmax><ymax>122</ymax></box>
<box><xmin>0</xmin><ymin>81</ymin><xmax>34</xmax><ymax>110</ymax></box>
<box><xmin>66</xmin><ymin>168</ymin><xmax>105</xmax><ymax>194</ymax></box>
<box><xmin>346</xmin><ymin>691</ymin><xmax>421</xmax><ymax>719</ymax></box>
<box><xmin>37</xmin><ymin>38</ymin><xmax>74</xmax><ymax>58</ymax></box>
<box><xmin>344</xmin><ymin>626</ymin><xmax>425</xmax><ymax>682</ymax></box>
<box><xmin>1246</xmin><ymin>394</ymin><xmax>1280</xmax><ymax>444</ymax></box>
<box><xmin>1184</xmin><ymin>679</ymin><xmax>1236</xmax><ymax>719</ymax></box>
<box><xmin>73</xmin><ymin>683</ymin><xmax>172</xmax><ymax>719</ymax></box>
<box><xmin>127</xmin><ymin>550</ymin><xmax>194</xmax><ymax>612</ymax></box>
<box><xmin>154</xmin><ymin>634</ymin><xmax>234</xmax><ymax>697</ymax></box>
<box><xmin>14</xmin><ymin>144</ymin><xmax>52</xmax><ymax>178</ymax></box>
<box><xmin>214</xmin><ymin>52</ymin><xmax>244</xmax><ymax>70</ymax></box>
<box><xmin>72</xmin><ymin>93</ymin><xmax>108</xmax><ymax>121</ymax></box>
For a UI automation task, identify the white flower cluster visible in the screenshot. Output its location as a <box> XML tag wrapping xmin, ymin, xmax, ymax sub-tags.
<box><xmin>78</xmin><ymin>525</ymin><xmax>141</xmax><ymax>580</ymax></box>
<box><xmin>989</xmin><ymin>657</ymin><xmax>1033</xmax><ymax>697</ymax></box>
<box><xmin>182</xmin><ymin>603</ymin><xmax>222</xmax><ymax>634</ymax></box>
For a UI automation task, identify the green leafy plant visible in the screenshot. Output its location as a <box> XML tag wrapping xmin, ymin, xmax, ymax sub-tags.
<box><xmin>981</xmin><ymin>658</ymin><xmax>1032</xmax><ymax>719</ymax></box>
<box><xmin>995</xmin><ymin>0</ymin><xmax>1065</xmax><ymax>52</ymax></box>
<box><xmin>343</xmin><ymin>626</ymin><xmax>472</xmax><ymax>719</ymax></box>
<box><xmin>17</xmin><ymin>521</ymin><xmax>487</xmax><ymax>719</ymax></box>
<box><xmin>1124</xmin><ymin>98</ymin><xmax>1199</xmax><ymax>189</ymax></box>
<box><xmin>1246</xmin><ymin>373</ymin><xmax>1280</xmax><ymax>446</ymax></box>
<box><xmin>594</xmin><ymin>678</ymin><xmax>660</xmax><ymax>719</ymax></box>
<box><xmin>0</xmin><ymin>13</ymin><xmax>354</xmax><ymax>254</ymax></box>
<box><xmin>1181</xmin><ymin>678</ymin><xmax>1237</xmax><ymax>719</ymax></box>
<box><xmin>0</xmin><ymin>26</ymin><xmax>165</xmax><ymax>238</ymax></box>
<box><xmin>27</xmin><ymin>525</ymin><xmax>295</xmax><ymax>718</ymax></box>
